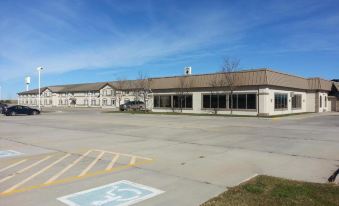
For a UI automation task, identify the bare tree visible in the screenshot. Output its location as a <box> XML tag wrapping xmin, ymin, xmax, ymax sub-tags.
<box><xmin>137</xmin><ymin>71</ymin><xmax>152</xmax><ymax>112</ymax></box>
<box><xmin>221</xmin><ymin>57</ymin><xmax>240</xmax><ymax>114</ymax></box>
<box><xmin>175</xmin><ymin>75</ymin><xmax>194</xmax><ymax>113</ymax></box>
<box><xmin>208</xmin><ymin>74</ymin><xmax>224</xmax><ymax>114</ymax></box>
<box><xmin>115</xmin><ymin>77</ymin><xmax>127</xmax><ymax>109</ymax></box>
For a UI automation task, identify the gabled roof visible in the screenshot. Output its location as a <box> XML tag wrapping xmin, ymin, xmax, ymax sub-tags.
<box><xmin>18</xmin><ymin>82</ymin><xmax>114</xmax><ymax>95</ymax></box>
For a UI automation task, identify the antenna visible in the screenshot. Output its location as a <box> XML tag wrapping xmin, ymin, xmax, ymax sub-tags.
<box><xmin>25</xmin><ymin>76</ymin><xmax>31</xmax><ymax>91</ymax></box>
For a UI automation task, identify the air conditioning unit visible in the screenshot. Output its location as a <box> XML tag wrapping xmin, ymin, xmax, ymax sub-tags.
<box><xmin>184</xmin><ymin>67</ymin><xmax>192</xmax><ymax>75</ymax></box>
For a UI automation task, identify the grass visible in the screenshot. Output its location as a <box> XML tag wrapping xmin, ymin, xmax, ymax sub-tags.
<box><xmin>201</xmin><ymin>175</ymin><xmax>339</xmax><ymax>206</ymax></box>
<box><xmin>102</xmin><ymin>110</ymin><xmax>313</xmax><ymax>118</ymax></box>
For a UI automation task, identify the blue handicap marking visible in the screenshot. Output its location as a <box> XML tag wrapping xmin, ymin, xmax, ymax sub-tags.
<box><xmin>58</xmin><ymin>180</ymin><xmax>165</xmax><ymax>206</ymax></box>
<box><xmin>0</xmin><ymin>150</ymin><xmax>22</xmax><ymax>158</ymax></box>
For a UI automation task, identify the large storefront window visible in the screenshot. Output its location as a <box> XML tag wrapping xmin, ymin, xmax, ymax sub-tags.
<box><xmin>274</xmin><ymin>93</ymin><xmax>288</xmax><ymax>109</ymax></box>
<box><xmin>292</xmin><ymin>94</ymin><xmax>302</xmax><ymax>109</ymax></box>
<box><xmin>229</xmin><ymin>93</ymin><xmax>257</xmax><ymax>110</ymax></box>
<box><xmin>173</xmin><ymin>95</ymin><xmax>193</xmax><ymax>108</ymax></box>
<box><xmin>202</xmin><ymin>94</ymin><xmax>227</xmax><ymax>109</ymax></box>
<box><xmin>154</xmin><ymin>95</ymin><xmax>171</xmax><ymax>108</ymax></box>
<box><xmin>154</xmin><ymin>95</ymin><xmax>193</xmax><ymax>109</ymax></box>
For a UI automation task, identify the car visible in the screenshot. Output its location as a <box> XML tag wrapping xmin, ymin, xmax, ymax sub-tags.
<box><xmin>4</xmin><ymin>105</ymin><xmax>40</xmax><ymax>116</ymax></box>
<box><xmin>119</xmin><ymin>101</ymin><xmax>145</xmax><ymax>111</ymax></box>
<box><xmin>0</xmin><ymin>103</ymin><xmax>8</xmax><ymax>114</ymax></box>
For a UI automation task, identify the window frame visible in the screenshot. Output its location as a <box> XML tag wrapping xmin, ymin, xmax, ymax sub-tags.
<box><xmin>292</xmin><ymin>94</ymin><xmax>302</xmax><ymax>110</ymax></box>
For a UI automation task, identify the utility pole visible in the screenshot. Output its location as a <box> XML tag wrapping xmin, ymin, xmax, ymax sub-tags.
<box><xmin>37</xmin><ymin>67</ymin><xmax>43</xmax><ymax>110</ymax></box>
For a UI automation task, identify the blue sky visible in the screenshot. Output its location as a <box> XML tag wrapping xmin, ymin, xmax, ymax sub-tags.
<box><xmin>0</xmin><ymin>0</ymin><xmax>339</xmax><ymax>99</ymax></box>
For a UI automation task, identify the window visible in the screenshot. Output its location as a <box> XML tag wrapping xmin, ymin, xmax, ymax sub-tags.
<box><xmin>103</xmin><ymin>99</ymin><xmax>107</xmax><ymax>106</ymax></box>
<box><xmin>160</xmin><ymin>96</ymin><xmax>171</xmax><ymax>108</ymax></box>
<box><xmin>320</xmin><ymin>96</ymin><xmax>322</xmax><ymax>108</ymax></box>
<box><xmin>229</xmin><ymin>93</ymin><xmax>257</xmax><ymax>110</ymax></box>
<box><xmin>247</xmin><ymin>94</ymin><xmax>257</xmax><ymax>109</ymax></box>
<box><xmin>202</xmin><ymin>94</ymin><xmax>227</xmax><ymax>109</ymax></box>
<box><xmin>173</xmin><ymin>95</ymin><xmax>193</xmax><ymax>109</ymax></box>
<box><xmin>274</xmin><ymin>93</ymin><xmax>288</xmax><ymax>109</ymax></box>
<box><xmin>91</xmin><ymin>99</ymin><xmax>96</xmax><ymax>106</ymax></box>
<box><xmin>292</xmin><ymin>94</ymin><xmax>302</xmax><ymax>109</ymax></box>
<box><xmin>238</xmin><ymin>94</ymin><xmax>246</xmax><ymax>109</ymax></box>
<box><xmin>111</xmin><ymin>99</ymin><xmax>115</xmax><ymax>106</ymax></box>
<box><xmin>325</xmin><ymin>96</ymin><xmax>327</xmax><ymax>107</ymax></box>
<box><xmin>154</xmin><ymin>95</ymin><xmax>193</xmax><ymax>109</ymax></box>
<box><xmin>154</xmin><ymin>95</ymin><xmax>171</xmax><ymax>108</ymax></box>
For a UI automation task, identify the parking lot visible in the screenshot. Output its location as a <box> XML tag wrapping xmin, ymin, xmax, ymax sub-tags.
<box><xmin>0</xmin><ymin>110</ymin><xmax>338</xmax><ymax>206</ymax></box>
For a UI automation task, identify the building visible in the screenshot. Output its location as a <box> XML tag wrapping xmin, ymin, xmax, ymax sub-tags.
<box><xmin>17</xmin><ymin>68</ymin><xmax>337</xmax><ymax>116</ymax></box>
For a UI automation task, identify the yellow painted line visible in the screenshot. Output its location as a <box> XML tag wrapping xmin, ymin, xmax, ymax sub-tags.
<box><xmin>0</xmin><ymin>156</ymin><xmax>51</xmax><ymax>184</ymax></box>
<box><xmin>0</xmin><ymin>159</ymin><xmax>27</xmax><ymax>173</ymax></box>
<box><xmin>0</xmin><ymin>158</ymin><xmax>154</xmax><ymax>197</ymax></box>
<box><xmin>129</xmin><ymin>156</ymin><xmax>136</xmax><ymax>165</ymax></box>
<box><xmin>105</xmin><ymin>154</ymin><xmax>120</xmax><ymax>171</ymax></box>
<box><xmin>45</xmin><ymin>150</ymin><xmax>92</xmax><ymax>184</ymax></box>
<box><xmin>2</xmin><ymin>154</ymin><xmax>70</xmax><ymax>194</ymax></box>
<box><xmin>78</xmin><ymin>151</ymin><xmax>105</xmax><ymax>177</ymax></box>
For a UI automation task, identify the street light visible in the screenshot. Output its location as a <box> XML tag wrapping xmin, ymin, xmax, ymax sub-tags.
<box><xmin>37</xmin><ymin>66</ymin><xmax>43</xmax><ymax>110</ymax></box>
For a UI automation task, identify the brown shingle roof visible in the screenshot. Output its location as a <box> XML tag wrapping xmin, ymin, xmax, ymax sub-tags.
<box><xmin>18</xmin><ymin>69</ymin><xmax>333</xmax><ymax>95</ymax></box>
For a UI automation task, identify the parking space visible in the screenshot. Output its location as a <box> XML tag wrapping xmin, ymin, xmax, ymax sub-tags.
<box><xmin>0</xmin><ymin>111</ymin><xmax>338</xmax><ymax>206</ymax></box>
<box><xmin>0</xmin><ymin>149</ymin><xmax>152</xmax><ymax>197</ymax></box>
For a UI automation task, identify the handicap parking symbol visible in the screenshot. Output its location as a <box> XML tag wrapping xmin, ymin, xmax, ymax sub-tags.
<box><xmin>0</xmin><ymin>150</ymin><xmax>22</xmax><ymax>158</ymax></box>
<box><xmin>58</xmin><ymin>180</ymin><xmax>164</xmax><ymax>206</ymax></box>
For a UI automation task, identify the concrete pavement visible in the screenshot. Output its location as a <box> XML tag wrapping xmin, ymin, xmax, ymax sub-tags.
<box><xmin>0</xmin><ymin>111</ymin><xmax>338</xmax><ymax>206</ymax></box>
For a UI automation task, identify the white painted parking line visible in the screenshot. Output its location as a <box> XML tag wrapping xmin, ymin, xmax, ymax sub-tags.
<box><xmin>0</xmin><ymin>159</ymin><xmax>27</xmax><ymax>173</ymax></box>
<box><xmin>129</xmin><ymin>156</ymin><xmax>136</xmax><ymax>165</ymax></box>
<box><xmin>0</xmin><ymin>156</ymin><xmax>51</xmax><ymax>183</ymax></box>
<box><xmin>45</xmin><ymin>150</ymin><xmax>93</xmax><ymax>184</ymax></box>
<box><xmin>78</xmin><ymin>151</ymin><xmax>105</xmax><ymax>177</ymax></box>
<box><xmin>57</xmin><ymin>180</ymin><xmax>164</xmax><ymax>206</ymax></box>
<box><xmin>2</xmin><ymin>154</ymin><xmax>70</xmax><ymax>194</ymax></box>
<box><xmin>0</xmin><ymin>150</ymin><xmax>22</xmax><ymax>158</ymax></box>
<box><xmin>106</xmin><ymin>154</ymin><xmax>120</xmax><ymax>171</ymax></box>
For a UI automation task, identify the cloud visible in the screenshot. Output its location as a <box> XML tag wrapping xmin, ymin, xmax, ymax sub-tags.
<box><xmin>0</xmin><ymin>0</ymin><xmax>339</xmax><ymax>98</ymax></box>
<box><xmin>0</xmin><ymin>0</ymin><xmax>249</xmax><ymax>82</ymax></box>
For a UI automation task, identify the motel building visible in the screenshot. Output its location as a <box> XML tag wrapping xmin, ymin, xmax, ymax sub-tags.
<box><xmin>17</xmin><ymin>68</ymin><xmax>338</xmax><ymax>116</ymax></box>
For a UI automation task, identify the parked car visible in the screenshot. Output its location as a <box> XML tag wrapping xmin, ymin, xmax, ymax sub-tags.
<box><xmin>119</xmin><ymin>101</ymin><xmax>145</xmax><ymax>111</ymax></box>
<box><xmin>4</xmin><ymin>105</ymin><xmax>40</xmax><ymax>116</ymax></box>
<box><xmin>0</xmin><ymin>103</ymin><xmax>8</xmax><ymax>114</ymax></box>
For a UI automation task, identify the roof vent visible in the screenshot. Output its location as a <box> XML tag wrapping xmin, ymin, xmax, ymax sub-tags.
<box><xmin>184</xmin><ymin>67</ymin><xmax>192</xmax><ymax>75</ymax></box>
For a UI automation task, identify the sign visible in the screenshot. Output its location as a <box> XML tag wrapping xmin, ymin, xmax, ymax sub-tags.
<box><xmin>58</xmin><ymin>180</ymin><xmax>164</xmax><ymax>206</ymax></box>
<box><xmin>0</xmin><ymin>150</ymin><xmax>22</xmax><ymax>158</ymax></box>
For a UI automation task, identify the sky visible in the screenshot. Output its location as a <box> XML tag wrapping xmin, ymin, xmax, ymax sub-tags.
<box><xmin>0</xmin><ymin>0</ymin><xmax>339</xmax><ymax>99</ymax></box>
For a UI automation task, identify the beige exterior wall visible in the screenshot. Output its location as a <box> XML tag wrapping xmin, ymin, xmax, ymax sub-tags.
<box><xmin>265</xmin><ymin>89</ymin><xmax>307</xmax><ymax>116</ymax></box>
<box><xmin>151</xmin><ymin>90</ymin><xmax>259</xmax><ymax>116</ymax></box>
<box><xmin>17</xmin><ymin>86</ymin><xmax>331</xmax><ymax>116</ymax></box>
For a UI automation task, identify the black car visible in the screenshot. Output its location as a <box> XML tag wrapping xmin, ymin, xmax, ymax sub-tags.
<box><xmin>4</xmin><ymin>105</ymin><xmax>40</xmax><ymax>116</ymax></box>
<box><xmin>119</xmin><ymin>101</ymin><xmax>145</xmax><ymax>111</ymax></box>
<box><xmin>0</xmin><ymin>103</ymin><xmax>8</xmax><ymax>114</ymax></box>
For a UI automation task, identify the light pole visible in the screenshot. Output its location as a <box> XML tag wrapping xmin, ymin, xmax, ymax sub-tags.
<box><xmin>37</xmin><ymin>67</ymin><xmax>43</xmax><ymax>110</ymax></box>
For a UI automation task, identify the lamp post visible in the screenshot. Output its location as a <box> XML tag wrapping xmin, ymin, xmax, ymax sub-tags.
<box><xmin>37</xmin><ymin>67</ymin><xmax>43</xmax><ymax>110</ymax></box>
